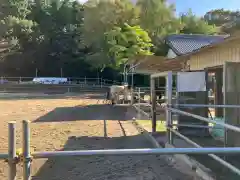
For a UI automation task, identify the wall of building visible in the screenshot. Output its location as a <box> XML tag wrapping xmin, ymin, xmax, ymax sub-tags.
<box><xmin>189</xmin><ymin>39</ymin><xmax>240</xmax><ymax>70</ymax></box>
<box><xmin>167</xmin><ymin>49</ymin><xmax>177</xmax><ymax>59</ymax></box>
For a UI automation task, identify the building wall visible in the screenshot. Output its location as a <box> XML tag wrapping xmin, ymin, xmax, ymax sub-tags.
<box><xmin>189</xmin><ymin>39</ymin><xmax>240</xmax><ymax>70</ymax></box>
<box><xmin>167</xmin><ymin>49</ymin><xmax>177</xmax><ymax>59</ymax></box>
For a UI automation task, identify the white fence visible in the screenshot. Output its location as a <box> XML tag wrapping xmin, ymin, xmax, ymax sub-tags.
<box><xmin>0</xmin><ymin>76</ymin><xmax>121</xmax><ymax>86</ymax></box>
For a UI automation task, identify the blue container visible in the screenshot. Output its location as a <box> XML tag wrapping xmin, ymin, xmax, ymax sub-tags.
<box><xmin>209</xmin><ymin>117</ymin><xmax>225</xmax><ymax>140</ymax></box>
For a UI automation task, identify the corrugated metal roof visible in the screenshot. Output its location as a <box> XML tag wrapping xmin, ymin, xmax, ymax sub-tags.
<box><xmin>166</xmin><ymin>34</ymin><xmax>229</xmax><ymax>56</ymax></box>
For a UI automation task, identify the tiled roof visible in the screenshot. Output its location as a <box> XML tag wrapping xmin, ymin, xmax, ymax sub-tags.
<box><xmin>165</xmin><ymin>34</ymin><xmax>229</xmax><ymax>56</ymax></box>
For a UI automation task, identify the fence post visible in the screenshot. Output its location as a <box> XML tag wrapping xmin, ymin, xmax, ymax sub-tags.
<box><xmin>137</xmin><ymin>88</ymin><xmax>141</xmax><ymax>120</ymax></box>
<box><xmin>8</xmin><ymin>121</ymin><xmax>16</xmax><ymax>180</ymax></box>
<box><xmin>100</xmin><ymin>78</ymin><xmax>102</xmax><ymax>88</ymax></box>
<box><xmin>150</xmin><ymin>77</ymin><xmax>157</xmax><ymax>132</ymax></box>
<box><xmin>131</xmin><ymin>88</ymin><xmax>134</xmax><ymax>105</ymax></box>
<box><xmin>23</xmin><ymin>120</ymin><xmax>31</xmax><ymax>180</ymax></box>
<box><xmin>166</xmin><ymin>71</ymin><xmax>173</xmax><ymax>144</ymax></box>
<box><xmin>84</xmin><ymin>77</ymin><xmax>87</xmax><ymax>85</ymax></box>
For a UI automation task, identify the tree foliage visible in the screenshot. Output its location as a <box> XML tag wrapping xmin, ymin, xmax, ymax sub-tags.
<box><xmin>83</xmin><ymin>0</ymin><xmax>139</xmax><ymax>68</ymax></box>
<box><xmin>0</xmin><ymin>0</ymin><xmax>225</xmax><ymax>81</ymax></box>
<box><xmin>137</xmin><ymin>0</ymin><xmax>182</xmax><ymax>38</ymax></box>
<box><xmin>204</xmin><ymin>9</ymin><xmax>240</xmax><ymax>26</ymax></box>
<box><xmin>104</xmin><ymin>23</ymin><xmax>153</xmax><ymax>67</ymax></box>
<box><xmin>204</xmin><ymin>9</ymin><xmax>240</xmax><ymax>34</ymax></box>
<box><xmin>180</xmin><ymin>10</ymin><xmax>218</xmax><ymax>35</ymax></box>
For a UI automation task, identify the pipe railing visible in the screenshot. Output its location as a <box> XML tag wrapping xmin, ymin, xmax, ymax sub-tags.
<box><xmin>0</xmin><ymin>121</ymin><xmax>17</xmax><ymax>180</ymax></box>
<box><xmin>169</xmin><ymin>128</ymin><xmax>240</xmax><ymax>176</ymax></box>
<box><xmin>131</xmin><ymin>85</ymin><xmax>240</xmax><ymax>178</ymax></box>
<box><xmin>32</xmin><ymin>147</ymin><xmax>240</xmax><ymax>158</ymax></box>
<box><xmin>0</xmin><ymin>76</ymin><xmax>121</xmax><ymax>86</ymax></box>
<box><xmin>165</xmin><ymin>105</ymin><xmax>240</xmax><ymax>177</ymax></box>
<box><xmin>20</xmin><ymin>120</ymin><xmax>240</xmax><ymax>180</ymax></box>
<box><xmin>167</xmin><ymin>107</ymin><xmax>240</xmax><ymax>133</ymax></box>
<box><xmin>2</xmin><ymin>105</ymin><xmax>240</xmax><ymax>179</ymax></box>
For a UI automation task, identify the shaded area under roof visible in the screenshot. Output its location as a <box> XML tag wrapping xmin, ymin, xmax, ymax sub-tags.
<box><xmin>166</xmin><ymin>34</ymin><xmax>229</xmax><ymax>56</ymax></box>
<box><xmin>132</xmin><ymin>55</ymin><xmax>183</xmax><ymax>74</ymax></box>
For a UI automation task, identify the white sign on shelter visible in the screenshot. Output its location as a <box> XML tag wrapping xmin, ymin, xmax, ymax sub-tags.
<box><xmin>177</xmin><ymin>71</ymin><xmax>206</xmax><ymax>92</ymax></box>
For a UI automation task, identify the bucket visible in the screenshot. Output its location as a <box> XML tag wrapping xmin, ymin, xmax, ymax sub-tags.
<box><xmin>209</xmin><ymin>117</ymin><xmax>225</xmax><ymax>141</ymax></box>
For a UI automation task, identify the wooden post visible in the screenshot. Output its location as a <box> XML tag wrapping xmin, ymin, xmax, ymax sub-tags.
<box><xmin>215</xmin><ymin>68</ymin><xmax>223</xmax><ymax>117</ymax></box>
<box><xmin>223</xmin><ymin>62</ymin><xmax>240</xmax><ymax>147</ymax></box>
<box><xmin>151</xmin><ymin>77</ymin><xmax>156</xmax><ymax>132</ymax></box>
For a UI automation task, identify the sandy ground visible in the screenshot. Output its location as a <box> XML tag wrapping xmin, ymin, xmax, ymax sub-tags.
<box><xmin>0</xmin><ymin>93</ymin><xmax>200</xmax><ymax>180</ymax></box>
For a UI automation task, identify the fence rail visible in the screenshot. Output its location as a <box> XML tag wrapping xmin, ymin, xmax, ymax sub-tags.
<box><xmin>1</xmin><ymin>75</ymin><xmax>240</xmax><ymax>179</ymax></box>
<box><xmin>2</xmin><ymin>120</ymin><xmax>240</xmax><ymax>180</ymax></box>
<box><xmin>0</xmin><ymin>76</ymin><xmax>121</xmax><ymax>86</ymax></box>
<box><xmin>131</xmin><ymin>71</ymin><xmax>240</xmax><ymax>178</ymax></box>
<box><xmin>133</xmin><ymin>91</ymin><xmax>240</xmax><ymax>177</ymax></box>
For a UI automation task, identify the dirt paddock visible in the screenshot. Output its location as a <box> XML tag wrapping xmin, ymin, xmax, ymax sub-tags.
<box><xmin>0</xmin><ymin>92</ymin><xmax>200</xmax><ymax>180</ymax></box>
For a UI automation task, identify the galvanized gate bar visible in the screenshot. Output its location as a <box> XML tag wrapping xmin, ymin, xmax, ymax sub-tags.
<box><xmin>166</xmin><ymin>71</ymin><xmax>173</xmax><ymax>144</ymax></box>
<box><xmin>135</xmin><ymin>71</ymin><xmax>240</xmax><ymax>178</ymax></box>
<box><xmin>172</xmin><ymin>104</ymin><xmax>240</xmax><ymax>108</ymax></box>
<box><xmin>0</xmin><ymin>153</ymin><xmax>8</xmax><ymax>159</ymax></box>
<box><xmin>169</xmin><ymin>128</ymin><xmax>240</xmax><ymax>176</ymax></box>
<box><xmin>8</xmin><ymin>121</ymin><xmax>16</xmax><ymax>180</ymax></box>
<box><xmin>32</xmin><ymin>147</ymin><xmax>240</xmax><ymax>158</ymax></box>
<box><xmin>23</xmin><ymin>120</ymin><xmax>31</xmax><ymax>180</ymax></box>
<box><xmin>168</xmin><ymin>107</ymin><xmax>240</xmax><ymax>133</ymax></box>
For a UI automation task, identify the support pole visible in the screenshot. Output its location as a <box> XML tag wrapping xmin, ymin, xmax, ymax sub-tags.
<box><xmin>215</xmin><ymin>69</ymin><xmax>223</xmax><ymax>117</ymax></box>
<box><xmin>166</xmin><ymin>71</ymin><xmax>173</xmax><ymax>144</ymax></box>
<box><xmin>23</xmin><ymin>120</ymin><xmax>31</xmax><ymax>180</ymax></box>
<box><xmin>151</xmin><ymin>77</ymin><xmax>156</xmax><ymax>132</ymax></box>
<box><xmin>138</xmin><ymin>88</ymin><xmax>141</xmax><ymax>120</ymax></box>
<box><xmin>131</xmin><ymin>87</ymin><xmax>134</xmax><ymax>105</ymax></box>
<box><xmin>8</xmin><ymin>121</ymin><xmax>16</xmax><ymax>180</ymax></box>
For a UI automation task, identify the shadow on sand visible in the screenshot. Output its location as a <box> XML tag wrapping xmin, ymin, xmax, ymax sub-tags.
<box><xmin>30</xmin><ymin>99</ymin><xmax>197</xmax><ymax>180</ymax></box>
<box><xmin>0</xmin><ymin>92</ymin><xmax>106</xmax><ymax>101</ymax></box>
<box><xmin>34</xmin><ymin>104</ymin><xmax>135</xmax><ymax>122</ymax></box>
<box><xmin>32</xmin><ymin>134</ymin><xmax>194</xmax><ymax>180</ymax></box>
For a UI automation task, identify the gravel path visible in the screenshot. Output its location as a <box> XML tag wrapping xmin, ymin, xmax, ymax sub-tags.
<box><xmin>0</xmin><ymin>94</ymin><xmax>200</xmax><ymax>180</ymax></box>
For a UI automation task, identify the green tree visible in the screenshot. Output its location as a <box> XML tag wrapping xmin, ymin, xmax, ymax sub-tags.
<box><xmin>104</xmin><ymin>23</ymin><xmax>153</xmax><ymax>68</ymax></box>
<box><xmin>83</xmin><ymin>0</ymin><xmax>139</xmax><ymax>69</ymax></box>
<box><xmin>136</xmin><ymin>0</ymin><xmax>182</xmax><ymax>56</ymax></box>
<box><xmin>204</xmin><ymin>9</ymin><xmax>240</xmax><ymax>26</ymax></box>
<box><xmin>0</xmin><ymin>0</ymin><xmax>36</xmax><ymax>58</ymax></box>
<box><xmin>180</xmin><ymin>10</ymin><xmax>218</xmax><ymax>35</ymax></box>
<box><xmin>203</xmin><ymin>9</ymin><xmax>240</xmax><ymax>34</ymax></box>
<box><xmin>137</xmin><ymin>0</ymin><xmax>182</xmax><ymax>38</ymax></box>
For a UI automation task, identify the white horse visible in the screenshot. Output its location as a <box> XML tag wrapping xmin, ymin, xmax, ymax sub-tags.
<box><xmin>108</xmin><ymin>85</ymin><xmax>131</xmax><ymax>104</ymax></box>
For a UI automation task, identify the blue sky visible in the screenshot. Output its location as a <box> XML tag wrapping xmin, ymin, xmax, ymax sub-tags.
<box><xmin>78</xmin><ymin>0</ymin><xmax>240</xmax><ymax>16</ymax></box>
<box><xmin>174</xmin><ymin>0</ymin><xmax>240</xmax><ymax>16</ymax></box>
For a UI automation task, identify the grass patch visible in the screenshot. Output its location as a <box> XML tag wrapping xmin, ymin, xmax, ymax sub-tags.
<box><xmin>136</xmin><ymin>120</ymin><xmax>177</xmax><ymax>132</ymax></box>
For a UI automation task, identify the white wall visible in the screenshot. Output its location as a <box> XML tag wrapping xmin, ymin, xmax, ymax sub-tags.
<box><xmin>167</xmin><ymin>49</ymin><xmax>177</xmax><ymax>59</ymax></box>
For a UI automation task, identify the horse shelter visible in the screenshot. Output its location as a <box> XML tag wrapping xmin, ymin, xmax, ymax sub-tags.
<box><xmin>129</xmin><ymin>32</ymin><xmax>240</xmax><ymax>177</ymax></box>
